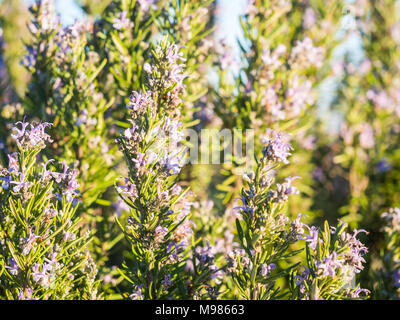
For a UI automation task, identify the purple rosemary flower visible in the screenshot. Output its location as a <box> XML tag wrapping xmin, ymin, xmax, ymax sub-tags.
<box><xmin>131</xmin><ymin>152</ymin><xmax>146</xmax><ymax>170</ymax></box>
<box><xmin>304</xmin><ymin>225</ymin><xmax>319</xmax><ymax>250</ymax></box>
<box><xmin>282</xmin><ymin>176</ymin><xmax>300</xmax><ymax>195</ymax></box>
<box><xmin>137</xmin><ymin>0</ymin><xmax>157</xmax><ymax>13</ymax></box>
<box><xmin>261</xmin><ymin>263</ymin><xmax>276</xmax><ymax>277</ymax></box>
<box><xmin>63</xmin><ymin>168</ymin><xmax>80</xmax><ymax>203</ymax></box>
<box><xmin>10</xmin><ymin>172</ymin><xmax>33</xmax><ymax>193</ymax></box>
<box><xmin>63</xmin><ymin>231</ymin><xmax>77</xmax><ymax>242</ymax></box>
<box><xmin>8</xmin><ymin>153</ymin><xmax>19</xmax><ymax>172</ymax></box>
<box><xmin>263</xmin><ymin>88</ymin><xmax>285</xmax><ymax>120</ymax></box>
<box><xmin>21</xmin><ymin>229</ymin><xmax>39</xmax><ymax>255</ymax></box>
<box><xmin>31</xmin><ymin>263</ymin><xmax>52</xmax><ymax>288</ymax></box>
<box><xmin>112</xmin><ymin>198</ymin><xmax>131</xmax><ymax>217</ymax></box>
<box><xmin>303</xmin><ymin>8</ymin><xmax>316</xmax><ymax>29</ymax></box>
<box><xmin>5</xmin><ymin>257</ymin><xmax>19</xmax><ymax>275</ymax></box>
<box><xmin>233</xmin><ymin>196</ymin><xmax>254</xmax><ymax>217</ymax></box>
<box><xmin>112</xmin><ymin>11</ymin><xmax>134</xmax><ymax>30</ymax></box>
<box><xmin>349</xmin><ymin>286</ymin><xmax>371</xmax><ymax>298</ymax></box>
<box><xmin>268</xmin><ymin>176</ymin><xmax>300</xmax><ymax>203</ymax></box>
<box><xmin>11</xmin><ymin>121</ymin><xmax>53</xmax><ymax>151</ymax></box>
<box><xmin>116</xmin><ymin>178</ymin><xmax>138</xmax><ymax>200</ymax></box>
<box><xmin>126</xmin><ymin>91</ymin><xmax>153</xmax><ymax>113</ymax></box>
<box><xmin>161</xmin><ymin>274</ymin><xmax>172</xmax><ymax>288</ymax></box>
<box><xmin>289</xmin><ymin>37</ymin><xmax>324</xmax><ymax>68</ymax></box>
<box><xmin>382</xmin><ymin>208</ymin><xmax>400</xmax><ymax>233</ymax></box>
<box><xmin>18</xmin><ymin>288</ymin><xmax>34</xmax><ymax>300</ymax></box>
<box><xmin>316</xmin><ymin>251</ymin><xmax>345</xmax><ymax>277</ymax></box>
<box><xmin>358</xmin><ymin>123</ymin><xmax>375</xmax><ymax>149</ymax></box>
<box><xmin>261</xmin><ymin>45</ymin><xmax>286</xmax><ymax>74</ymax></box>
<box><xmin>376</xmin><ymin>158</ymin><xmax>392</xmax><ymax>173</ymax></box>
<box><xmin>0</xmin><ymin>174</ymin><xmax>12</xmax><ymax>190</ymax></box>
<box><xmin>261</xmin><ymin>129</ymin><xmax>293</xmax><ymax>164</ymax></box>
<box><xmin>289</xmin><ymin>213</ymin><xmax>307</xmax><ymax>241</ymax></box>
<box><xmin>130</xmin><ymin>285</ymin><xmax>143</xmax><ymax>300</ymax></box>
<box><xmin>294</xmin><ymin>266</ymin><xmax>309</xmax><ymax>285</ymax></box>
<box><xmin>195</xmin><ymin>241</ymin><xmax>215</xmax><ymax>265</ymax></box>
<box><xmin>285</xmin><ymin>76</ymin><xmax>313</xmax><ymax>118</ymax></box>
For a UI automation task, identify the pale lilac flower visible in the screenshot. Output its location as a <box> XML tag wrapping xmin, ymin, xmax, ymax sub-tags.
<box><xmin>165</xmin><ymin>44</ymin><xmax>186</xmax><ymax>64</ymax></box>
<box><xmin>382</xmin><ymin>208</ymin><xmax>400</xmax><ymax>233</ymax></box>
<box><xmin>124</xmin><ymin>124</ymin><xmax>139</xmax><ymax>140</ymax></box>
<box><xmin>113</xmin><ymin>198</ymin><xmax>131</xmax><ymax>217</ymax></box>
<box><xmin>262</xmin><ymin>88</ymin><xmax>285</xmax><ymax>120</ymax></box>
<box><xmin>161</xmin><ymin>274</ymin><xmax>172</xmax><ymax>288</ymax></box>
<box><xmin>132</xmin><ymin>152</ymin><xmax>146</xmax><ymax>169</ymax></box>
<box><xmin>303</xmin><ymin>8</ymin><xmax>316</xmax><ymax>29</ymax></box>
<box><xmin>11</xmin><ymin>121</ymin><xmax>53</xmax><ymax>151</ymax></box>
<box><xmin>40</xmin><ymin>159</ymin><xmax>55</xmax><ymax>182</ymax></box>
<box><xmin>304</xmin><ymin>226</ymin><xmax>319</xmax><ymax>250</ymax></box>
<box><xmin>38</xmin><ymin>0</ymin><xmax>59</xmax><ymax>31</ymax></box>
<box><xmin>162</xmin><ymin>155</ymin><xmax>182</xmax><ymax>175</ymax></box>
<box><xmin>171</xmin><ymin>184</ymin><xmax>182</xmax><ymax>196</ymax></box>
<box><xmin>18</xmin><ymin>288</ymin><xmax>34</xmax><ymax>300</ymax></box>
<box><xmin>367</xmin><ymin>89</ymin><xmax>394</xmax><ymax>111</ymax></box>
<box><xmin>294</xmin><ymin>266</ymin><xmax>309</xmax><ymax>285</ymax></box>
<box><xmin>126</xmin><ymin>91</ymin><xmax>153</xmax><ymax>112</ymax></box>
<box><xmin>338</xmin><ymin>228</ymin><xmax>368</xmax><ymax>273</ymax></box>
<box><xmin>5</xmin><ymin>257</ymin><xmax>19</xmax><ymax>275</ymax></box>
<box><xmin>349</xmin><ymin>286</ymin><xmax>371</xmax><ymax>298</ymax></box>
<box><xmin>75</xmin><ymin>109</ymin><xmax>97</xmax><ymax>126</ymax></box>
<box><xmin>359</xmin><ymin>123</ymin><xmax>374</xmax><ymax>149</ymax></box>
<box><xmin>244</xmin><ymin>0</ymin><xmax>258</xmax><ymax>16</ymax></box>
<box><xmin>290</xmin><ymin>37</ymin><xmax>324</xmax><ymax>68</ymax></box>
<box><xmin>316</xmin><ymin>252</ymin><xmax>345</xmax><ymax>277</ymax></box>
<box><xmin>233</xmin><ymin>196</ymin><xmax>253</xmax><ymax>217</ymax></box>
<box><xmin>129</xmin><ymin>285</ymin><xmax>143</xmax><ymax>300</ymax></box>
<box><xmin>340</xmin><ymin>122</ymin><xmax>354</xmax><ymax>145</ymax></box>
<box><xmin>112</xmin><ymin>11</ymin><xmax>134</xmax><ymax>30</ymax></box>
<box><xmin>7</xmin><ymin>153</ymin><xmax>19</xmax><ymax>172</ymax></box>
<box><xmin>63</xmin><ymin>231</ymin><xmax>76</xmax><ymax>242</ymax></box>
<box><xmin>290</xmin><ymin>213</ymin><xmax>308</xmax><ymax>241</ymax></box>
<box><xmin>269</xmin><ymin>176</ymin><xmax>300</xmax><ymax>203</ymax></box>
<box><xmin>10</xmin><ymin>173</ymin><xmax>33</xmax><ymax>193</ymax></box>
<box><xmin>261</xmin><ymin>45</ymin><xmax>285</xmax><ymax>73</ymax></box>
<box><xmin>261</xmin><ymin>263</ymin><xmax>276</xmax><ymax>277</ymax></box>
<box><xmin>22</xmin><ymin>229</ymin><xmax>39</xmax><ymax>255</ymax></box>
<box><xmin>137</xmin><ymin>0</ymin><xmax>157</xmax><ymax>13</ymax></box>
<box><xmin>62</xmin><ymin>168</ymin><xmax>80</xmax><ymax>203</ymax></box>
<box><xmin>195</xmin><ymin>241</ymin><xmax>215</xmax><ymax>265</ymax></box>
<box><xmin>174</xmin><ymin>221</ymin><xmax>193</xmax><ymax>244</ymax></box>
<box><xmin>0</xmin><ymin>174</ymin><xmax>12</xmax><ymax>190</ymax></box>
<box><xmin>31</xmin><ymin>263</ymin><xmax>52</xmax><ymax>288</ymax></box>
<box><xmin>261</xmin><ymin>129</ymin><xmax>293</xmax><ymax>164</ymax></box>
<box><xmin>143</xmin><ymin>62</ymin><xmax>152</xmax><ymax>73</ymax></box>
<box><xmin>285</xmin><ymin>77</ymin><xmax>314</xmax><ymax>117</ymax></box>
<box><xmin>282</xmin><ymin>176</ymin><xmax>300</xmax><ymax>195</ymax></box>
<box><xmin>117</xmin><ymin>178</ymin><xmax>138</xmax><ymax>200</ymax></box>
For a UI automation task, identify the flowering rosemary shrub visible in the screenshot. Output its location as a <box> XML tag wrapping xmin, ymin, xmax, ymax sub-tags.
<box><xmin>23</xmin><ymin>0</ymin><xmax>117</xmax><ymax>210</ymax></box>
<box><xmin>115</xmin><ymin>39</ymin><xmax>222</xmax><ymax>299</ymax></box>
<box><xmin>0</xmin><ymin>121</ymin><xmax>98</xmax><ymax>299</ymax></box>
<box><xmin>227</xmin><ymin>129</ymin><xmax>302</xmax><ymax>299</ymax></box>
<box><xmin>290</xmin><ymin>220</ymin><xmax>369</xmax><ymax>300</ymax></box>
